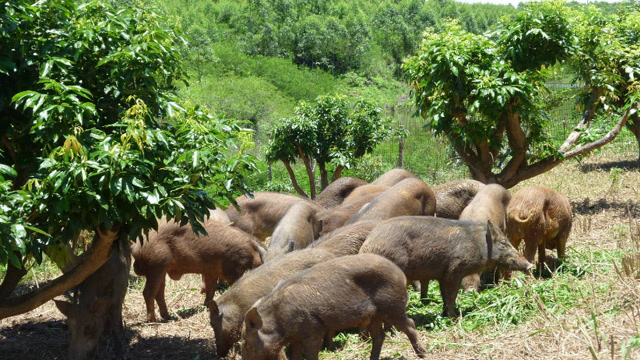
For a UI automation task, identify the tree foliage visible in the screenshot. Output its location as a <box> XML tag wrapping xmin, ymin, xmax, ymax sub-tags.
<box><xmin>265</xmin><ymin>95</ymin><xmax>390</xmax><ymax>198</ymax></box>
<box><xmin>404</xmin><ymin>0</ymin><xmax>640</xmax><ymax>188</ymax></box>
<box><xmin>0</xmin><ymin>0</ymin><xmax>256</xmax><ymax>316</ymax></box>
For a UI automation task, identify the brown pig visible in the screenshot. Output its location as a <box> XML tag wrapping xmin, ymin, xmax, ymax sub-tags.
<box><xmin>208</xmin><ymin>248</ymin><xmax>335</xmax><ymax>358</ymax></box>
<box><xmin>316</xmin><ymin>192</ymin><xmax>380</xmax><ymax>236</ymax></box>
<box><xmin>54</xmin><ymin>231</ymin><xmax>131</xmax><ymax>360</ymax></box>
<box><xmin>359</xmin><ymin>216</ymin><xmax>532</xmax><ymax>317</ymax></box>
<box><xmin>342</xmin><ymin>184</ymin><xmax>389</xmax><ymax>204</ymax></box>
<box><xmin>131</xmin><ymin>219</ymin><xmax>263</xmax><ymax>322</ymax></box>
<box><xmin>459</xmin><ymin>184</ymin><xmax>512</xmax><ymax>291</ymax></box>
<box><xmin>347</xmin><ymin>177</ymin><xmax>436</xmax><ymax>224</ymax></box>
<box><xmin>226</xmin><ymin>192</ymin><xmax>324</xmax><ymax>241</ymax></box>
<box><xmin>433</xmin><ymin>179</ymin><xmax>485</xmax><ymax>219</ymax></box>
<box><xmin>311</xmin><ymin>220</ymin><xmax>378</xmax><ymax>256</ymax></box>
<box><xmin>241</xmin><ymin>254</ymin><xmax>426</xmax><ymax>360</ymax></box>
<box><xmin>263</xmin><ymin>202</ymin><xmax>321</xmax><ymax>262</ymax></box>
<box><xmin>370</xmin><ymin>168</ymin><xmax>416</xmax><ymax>187</ymax></box>
<box><xmin>507</xmin><ymin>186</ymin><xmax>572</xmax><ymax>275</ymax></box>
<box><xmin>313</xmin><ymin>176</ymin><xmax>367</xmax><ymax>209</ymax></box>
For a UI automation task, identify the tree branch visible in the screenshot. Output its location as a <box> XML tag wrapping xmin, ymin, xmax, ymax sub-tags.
<box><xmin>501</xmin><ymin>101</ymin><xmax>637</xmax><ymax>188</ymax></box>
<box><xmin>558</xmin><ymin>88</ymin><xmax>602</xmax><ymax>153</ymax></box>
<box><xmin>331</xmin><ymin>165</ymin><xmax>345</xmax><ymax>182</ymax></box>
<box><xmin>295</xmin><ymin>142</ymin><xmax>316</xmax><ymax>199</ymax></box>
<box><xmin>498</xmin><ymin>101</ymin><xmax>528</xmax><ymax>184</ymax></box>
<box><xmin>282</xmin><ymin>160</ymin><xmax>308</xmax><ymax>198</ymax></box>
<box><xmin>0</xmin><ymin>225</ymin><xmax>120</xmax><ymax>320</ymax></box>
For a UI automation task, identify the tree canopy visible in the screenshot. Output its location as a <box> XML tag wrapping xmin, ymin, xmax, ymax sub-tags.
<box><xmin>403</xmin><ymin>0</ymin><xmax>640</xmax><ymax>188</ymax></box>
<box><xmin>265</xmin><ymin>95</ymin><xmax>390</xmax><ymax>198</ymax></box>
<box><xmin>0</xmin><ymin>0</ymin><xmax>255</xmax><ymax>317</ymax></box>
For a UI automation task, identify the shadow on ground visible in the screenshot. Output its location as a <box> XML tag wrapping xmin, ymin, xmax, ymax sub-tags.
<box><xmin>0</xmin><ymin>318</ymin><xmax>217</xmax><ymax>360</ymax></box>
<box><xmin>580</xmin><ymin>159</ymin><xmax>639</xmax><ymax>173</ymax></box>
<box><xmin>571</xmin><ymin>197</ymin><xmax>639</xmax><ymax>218</ymax></box>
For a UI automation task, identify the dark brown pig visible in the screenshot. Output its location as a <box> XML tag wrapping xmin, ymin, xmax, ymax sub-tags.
<box><xmin>208</xmin><ymin>248</ymin><xmax>335</xmax><ymax>358</ymax></box>
<box><xmin>263</xmin><ymin>202</ymin><xmax>320</xmax><ymax>262</ymax></box>
<box><xmin>226</xmin><ymin>192</ymin><xmax>323</xmax><ymax>241</ymax></box>
<box><xmin>241</xmin><ymin>254</ymin><xmax>426</xmax><ymax>360</ymax></box>
<box><xmin>311</xmin><ymin>220</ymin><xmax>378</xmax><ymax>256</ymax></box>
<box><xmin>54</xmin><ymin>232</ymin><xmax>131</xmax><ymax>360</ymax></box>
<box><xmin>507</xmin><ymin>186</ymin><xmax>572</xmax><ymax>275</ymax></box>
<box><xmin>131</xmin><ymin>219</ymin><xmax>263</xmax><ymax>322</ymax></box>
<box><xmin>433</xmin><ymin>179</ymin><xmax>485</xmax><ymax>219</ymax></box>
<box><xmin>347</xmin><ymin>177</ymin><xmax>436</xmax><ymax>224</ymax></box>
<box><xmin>359</xmin><ymin>216</ymin><xmax>532</xmax><ymax>317</ymax></box>
<box><xmin>342</xmin><ymin>184</ymin><xmax>388</xmax><ymax>204</ymax></box>
<box><xmin>314</xmin><ymin>176</ymin><xmax>367</xmax><ymax>209</ymax></box>
<box><xmin>370</xmin><ymin>168</ymin><xmax>416</xmax><ymax>187</ymax></box>
<box><xmin>459</xmin><ymin>184</ymin><xmax>512</xmax><ymax>291</ymax></box>
<box><xmin>316</xmin><ymin>192</ymin><xmax>379</xmax><ymax>236</ymax></box>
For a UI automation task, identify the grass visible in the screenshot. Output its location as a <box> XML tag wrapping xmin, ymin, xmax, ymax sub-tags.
<box><xmin>1</xmin><ymin>131</ymin><xmax>639</xmax><ymax>359</ymax></box>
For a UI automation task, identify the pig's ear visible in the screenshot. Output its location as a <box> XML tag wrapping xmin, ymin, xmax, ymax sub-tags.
<box><xmin>486</xmin><ymin>220</ymin><xmax>501</xmax><ymax>238</ymax></box>
<box><xmin>89</xmin><ymin>298</ymin><xmax>111</xmax><ymax>316</ymax></box>
<box><xmin>54</xmin><ymin>300</ymin><xmax>72</xmax><ymax>316</ymax></box>
<box><xmin>244</xmin><ymin>307</ymin><xmax>263</xmax><ymax>330</ymax></box>
<box><xmin>208</xmin><ymin>299</ymin><xmax>220</xmax><ymax>316</ymax></box>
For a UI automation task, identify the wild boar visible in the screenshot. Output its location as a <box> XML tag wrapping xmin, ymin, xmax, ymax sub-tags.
<box><xmin>507</xmin><ymin>186</ymin><xmax>572</xmax><ymax>275</ymax></box>
<box><xmin>310</xmin><ymin>220</ymin><xmax>378</xmax><ymax>256</ymax></box>
<box><xmin>226</xmin><ymin>192</ymin><xmax>324</xmax><ymax>241</ymax></box>
<box><xmin>208</xmin><ymin>248</ymin><xmax>335</xmax><ymax>358</ymax></box>
<box><xmin>359</xmin><ymin>216</ymin><xmax>532</xmax><ymax>317</ymax></box>
<box><xmin>263</xmin><ymin>202</ymin><xmax>320</xmax><ymax>262</ymax></box>
<box><xmin>347</xmin><ymin>177</ymin><xmax>436</xmax><ymax>224</ymax></box>
<box><xmin>54</xmin><ymin>237</ymin><xmax>131</xmax><ymax>360</ymax></box>
<box><xmin>316</xmin><ymin>193</ymin><xmax>379</xmax><ymax>236</ymax></box>
<box><xmin>433</xmin><ymin>179</ymin><xmax>485</xmax><ymax>219</ymax></box>
<box><xmin>370</xmin><ymin>168</ymin><xmax>416</xmax><ymax>187</ymax></box>
<box><xmin>131</xmin><ymin>219</ymin><xmax>263</xmax><ymax>322</ymax></box>
<box><xmin>241</xmin><ymin>254</ymin><xmax>426</xmax><ymax>360</ymax></box>
<box><xmin>459</xmin><ymin>184</ymin><xmax>512</xmax><ymax>291</ymax></box>
<box><xmin>342</xmin><ymin>184</ymin><xmax>389</xmax><ymax>204</ymax></box>
<box><xmin>313</xmin><ymin>176</ymin><xmax>367</xmax><ymax>209</ymax></box>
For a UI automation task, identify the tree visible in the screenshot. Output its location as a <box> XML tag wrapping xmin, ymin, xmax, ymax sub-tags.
<box><xmin>403</xmin><ymin>1</ymin><xmax>640</xmax><ymax>188</ymax></box>
<box><xmin>265</xmin><ymin>95</ymin><xmax>390</xmax><ymax>198</ymax></box>
<box><xmin>0</xmin><ymin>0</ymin><xmax>256</xmax><ymax>318</ymax></box>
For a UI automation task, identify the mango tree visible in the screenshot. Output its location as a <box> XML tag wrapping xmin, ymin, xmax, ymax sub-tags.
<box><xmin>403</xmin><ymin>0</ymin><xmax>640</xmax><ymax>188</ymax></box>
<box><xmin>0</xmin><ymin>0</ymin><xmax>256</xmax><ymax>318</ymax></box>
<box><xmin>265</xmin><ymin>95</ymin><xmax>390</xmax><ymax>198</ymax></box>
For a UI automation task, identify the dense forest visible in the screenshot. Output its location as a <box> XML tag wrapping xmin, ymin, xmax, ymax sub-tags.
<box><xmin>147</xmin><ymin>0</ymin><xmax>624</xmax><ymax>139</ymax></box>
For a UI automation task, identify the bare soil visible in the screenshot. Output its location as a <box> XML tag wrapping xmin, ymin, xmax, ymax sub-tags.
<box><xmin>1</xmin><ymin>147</ymin><xmax>639</xmax><ymax>360</ymax></box>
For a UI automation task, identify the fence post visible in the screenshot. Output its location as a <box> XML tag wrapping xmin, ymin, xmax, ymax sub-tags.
<box><xmin>397</xmin><ymin>125</ymin><xmax>405</xmax><ymax>168</ymax></box>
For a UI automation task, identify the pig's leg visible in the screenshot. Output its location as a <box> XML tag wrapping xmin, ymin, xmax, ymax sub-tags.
<box><xmin>440</xmin><ymin>278</ymin><xmax>461</xmax><ymax>318</ymax></box>
<box><xmin>537</xmin><ymin>241</ymin><xmax>547</xmax><ymax>276</ymax></box>
<box><xmin>202</xmin><ymin>274</ymin><xmax>218</xmax><ymax>304</ymax></box>
<box><xmin>301</xmin><ymin>335</ymin><xmax>323</xmax><ymax>360</ymax></box>
<box><xmin>289</xmin><ymin>341</ymin><xmax>304</xmax><ymax>360</ymax></box>
<box><xmin>367</xmin><ymin>320</ymin><xmax>385</xmax><ymax>360</ymax></box>
<box><xmin>419</xmin><ymin>280</ymin><xmax>429</xmax><ymax>300</ymax></box>
<box><xmin>142</xmin><ymin>271</ymin><xmax>165</xmax><ymax>322</ymax></box>
<box><xmin>389</xmin><ymin>315</ymin><xmax>426</xmax><ymax>359</ymax></box>
<box><xmin>155</xmin><ymin>275</ymin><xmax>171</xmax><ymax>320</ymax></box>
<box><xmin>323</xmin><ymin>331</ymin><xmax>335</xmax><ymax>350</ymax></box>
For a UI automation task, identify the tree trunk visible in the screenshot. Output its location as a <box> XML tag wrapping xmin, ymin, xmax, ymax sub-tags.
<box><xmin>0</xmin><ymin>257</ymin><xmax>27</xmax><ymax>299</ymax></box>
<box><xmin>0</xmin><ymin>224</ymin><xmax>120</xmax><ymax>320</ymax></box>
<box><xmin>295</xmin><ymin>142</ymin><xmax>316</xmax><ymax>199</ymax></box>
<box><xmin>318</xmin><ymin>162</ymin><xmax>329</xmax><ymax>190</ymax></box>
<box><xmin>331</xmin><ymin>165</ymin><xmax>345</xmax><ymax>183</ymax></box>
<box><xmin>626</xmin><ymin>118</ymin><xmax>640</xmax><ymax>164</ymax></box>
<box><xmin>282</xmin><ymin>161</ymin><xmax>308</xmax><ymax>197</ymax></box>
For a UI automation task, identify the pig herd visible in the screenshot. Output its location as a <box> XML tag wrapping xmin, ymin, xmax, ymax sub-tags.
<box><xmin>53</xmin><ymin>168</ymin><xmax>574</xmax><ymax>360</ymax></box>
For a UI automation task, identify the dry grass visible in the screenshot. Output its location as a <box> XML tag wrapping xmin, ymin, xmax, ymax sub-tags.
<box><xmin>1</xmin><ymin>144</ymin><xmax>639</xmax><ymax>360</ymax></box>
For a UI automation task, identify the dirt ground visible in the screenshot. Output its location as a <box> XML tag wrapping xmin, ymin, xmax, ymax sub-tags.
<box><xmin>0</xmin><ymin>148</ymin><xmax>639</xmax><ymax>360</ymax></box>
